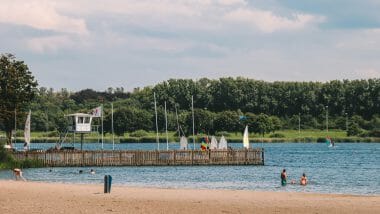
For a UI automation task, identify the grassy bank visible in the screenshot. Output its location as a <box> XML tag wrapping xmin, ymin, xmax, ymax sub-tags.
<box><xmin>0</xmin><ymin>143</ymin><xmax>44</xmax><ymax>169</ymax></box>
<box><xmin>1</xmin><ymin>129</ymin><xmax>379</xmax><ymax>144</ymax></box>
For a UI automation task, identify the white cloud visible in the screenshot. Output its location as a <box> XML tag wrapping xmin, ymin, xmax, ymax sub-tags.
<box><xmin>335</xmin><ymin>29</ymin><xmax>380</xmax><ymax>51</ymax></box>
<box><xmin>0</xmin><ymin>0</ymin><xmax>88</xmax><ymax>35</ymax></box>
<box><xmin>217</xmin><ymin>0</ymin><xmax>246</xmax><ymax>6</ymax></box>
<box><xmin>224</xmin><ymin>8</ymin><xmax>323</xmax><ymax>33</ymax></box>
<box><xmin>26</xmin><ymin>35</ymin><xmax>81</xmax><ymax>53</ymax></box>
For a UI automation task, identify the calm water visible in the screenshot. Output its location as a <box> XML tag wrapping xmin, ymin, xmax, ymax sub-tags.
<box><xmin>1</xmin><ymin>142</ymin><xmax>379</xmax><ymax>195</ymax></box>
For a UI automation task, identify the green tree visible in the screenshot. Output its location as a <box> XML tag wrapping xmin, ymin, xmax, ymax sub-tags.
<box><xmin>213</xmin><ymin>111</ymin><xmax>240</xmax><ymax>132</ymax></box>
<box><xmin>269</xmin><ymin>116</ymin><xmax>282</xmax><ymax>133</ymax></box>
<box><xmin>0</xmin><ymin>54</ymin><xmax>38</xmax><ymax>145</ymax></box>
<box><xmin>347</xmin><ymin>122</ymin><xmax>362</xmax><ymax>136</ymax></box>
<box><xmin>249</xmin><ymin>113</ymin><xmax>271</xmax><ymax>137</ymax></box>
<box><xmin>104</xmin><ymin>107</ymin><xmax>153</xmax><ymax>135</ymax></box>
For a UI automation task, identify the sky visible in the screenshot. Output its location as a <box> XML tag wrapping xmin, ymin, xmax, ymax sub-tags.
<box><xmin>0</xmin><ymin>0</ymin><xmax>379</xmax><ymax>91</ymax></box>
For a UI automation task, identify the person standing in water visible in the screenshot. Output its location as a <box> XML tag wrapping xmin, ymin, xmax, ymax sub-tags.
<box><xmin>281</xmin><ymin>169</ymin><xmax>287</xmax><ymax>186</ymax></box>
<box><xmin>300</xmin><ymin>173</ymin><xmax>308</xmax><ymax>186</ymax></box>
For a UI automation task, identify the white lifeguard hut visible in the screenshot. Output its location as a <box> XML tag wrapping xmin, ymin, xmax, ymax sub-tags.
<box><xmin>66</xmin><ymin>113</ymin><xmax>93</xmax><ymax>133</ymax></box>
<box><xmin>64</xmin><ymin>113</ymin><xmax>95</xmax><ymax>150</ymax></box>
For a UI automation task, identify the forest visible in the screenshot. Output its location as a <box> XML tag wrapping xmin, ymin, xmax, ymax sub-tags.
<box><xmin>3</xmin><ymin>77</ymin><xmax>379</xmax><ymax>138</ymax></box>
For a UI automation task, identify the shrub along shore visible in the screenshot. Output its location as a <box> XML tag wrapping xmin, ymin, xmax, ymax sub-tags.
<box><xmin>3</xmin><ymin>130</ymin><xmax>380</xmax><ymax>144</ymax></box>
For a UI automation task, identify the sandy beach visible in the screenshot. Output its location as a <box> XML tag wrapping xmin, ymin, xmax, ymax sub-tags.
<box><xmin>0</xmin><ymin>181</ymin><xmax>379</xmax><ymax>214</ymax></box>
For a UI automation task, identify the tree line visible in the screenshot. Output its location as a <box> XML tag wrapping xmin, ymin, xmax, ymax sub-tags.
<box><xmin>12</xmin><ymin>78</ymin><xmax>380</xmax><ymax>137</ymax></box>
<box><xmin>1</xmin><ymin>54</ymin><xmax>379</xmax><ymax>143</ymax></box>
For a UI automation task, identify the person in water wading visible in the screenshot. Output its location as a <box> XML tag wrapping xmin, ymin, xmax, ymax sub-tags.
<box><xmin>281</xmin><ymin>169</ymin><xmax>287</xmax><ymax>186</ymax></box>
<box><xmin>300</xmin><ymin>173</ymin><xmax>308</xmax><ymax>186</ymax></box>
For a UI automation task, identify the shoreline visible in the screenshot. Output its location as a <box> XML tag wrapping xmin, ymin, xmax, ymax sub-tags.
<box><xmin>10</xmin><ymin>137</ymin><xmax>380</xmax><ymax>144</ymax></box>
<box><xmin>0</xmin><ymin>180</ymin><xmax>379</xmax><ymax>214</ymax></box>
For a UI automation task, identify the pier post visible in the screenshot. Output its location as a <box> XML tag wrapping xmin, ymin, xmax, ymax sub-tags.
<box><xmin>80</xmin><ymin>133</ymin><xmax>84</xmax><ymax>151</ymax></box>
<box><xmin>227</xmin><ymin>150</ymin><xmax>229</xmax><ymax>165</ymax></box>
<box><xmin>191</xmin><ymin>150</ymin><xmax>194</xmax><ymax>165</ymax></box>
<box><xmin>245</xmin><ymin>149</ymin><xmax>248</xmax><ymax>165</ymax></box>
<box><xmin>173</xmin><ymin>150</ymin><xmax>176</xmax><ymax>165</ymax></box>
<box><xmin>81</xmin><ymin>151</ymin><xmax>84</xmax><ymax>167</ymax></box>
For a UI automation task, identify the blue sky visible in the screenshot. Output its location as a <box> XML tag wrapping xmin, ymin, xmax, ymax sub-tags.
<box><xmin>0</xmin><ymin>0</ymin><xmax>379</xmax><ymax>91</ymax></box>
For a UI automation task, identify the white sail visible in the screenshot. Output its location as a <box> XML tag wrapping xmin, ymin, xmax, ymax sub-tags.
<box><xmin>210</xmin><ymin>136</ymin><xmax>218</xmax><ymax>150</ymax></box>
<box><xmin>243</xmin><ymin>125</ymin><xmax>249</xmax><ymax>149</ymax></box>
<box><xmin>180</xmin><ymin>136</ymin><xmax>188</xmax><ymax>150</ymax></box>
<box><xmin>218</xmin><ymin>135</ymin><xmax>227</xmax><ymax>149</ymax></box>
<box><xmin>24</xmin><ymin>110</ymin><xmax>31</xmax><ymax>150</ymax></box>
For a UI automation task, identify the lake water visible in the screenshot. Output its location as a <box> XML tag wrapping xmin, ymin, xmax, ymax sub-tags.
<box><xmin>1</xmin><ymin>142</ymin><xmax>379</xmax><ymax>195</ymax></box>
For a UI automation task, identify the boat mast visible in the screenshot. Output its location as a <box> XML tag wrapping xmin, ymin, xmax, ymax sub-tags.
<box><xmin>154</xmin><ymin>92</ymin><xmax>159</xmax><ymax>150</ymax></box>
<box><xmin>101</xmin><ymin>104</ymin><xmax>104</xmax><ymax>150</ymax></box>
<box><xmin>192</xmin><ymin>95</ymin><xmax>195</xmax><ymax>150</ymax></box>
<box><xmin>14</xmin><ymin>108</ymin><xmax>16</xmax><ymax>148</ymax></box>
<box><xmin>111</xmin><ymin>103</ymin><xmax>114</xmax><ymax>150</ymax></box>
<box><xmin>175</xmin><ymin>104</ymin><xmax>180</xmax><ymax>139</ymax></box>
<box><xmin>165</xmin><ymin>101</ymin><xmax>169</xmax><ymax>151</ymax></box>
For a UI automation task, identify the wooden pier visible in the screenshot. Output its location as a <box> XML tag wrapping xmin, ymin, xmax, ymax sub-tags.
<box><xmin>12</xmin><ymin>149</ymin><xmax>264</xmax><ymax>167</ymax></box>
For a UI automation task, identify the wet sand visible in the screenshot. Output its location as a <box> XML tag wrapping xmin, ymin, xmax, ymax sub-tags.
<box><xmin>0</xmin><ymin>180</ymin><xmax>379</xmax><ymax>214</ymax></box>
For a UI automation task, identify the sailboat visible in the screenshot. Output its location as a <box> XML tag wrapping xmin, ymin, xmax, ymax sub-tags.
<box><xmin>180</xmin><ymin>136</ymin><xmax>188</xmax><ymax>150</ymax></box>
<box><xmin>24</xmin><ymin>110</ymin><xmax>31</xmax><ymax>151</ymax></box>
<box><xmin>243</xmin><ymin>125</ymin><xmax>249</xmax><ymax>149</ymax></box>
<box><xmin>218</xmin><ymin>135</ymin><xmax>227</xmax><ymax>149</ymax></box>
<box><xmin>210</xmin><ymin>136</ymin><xmax>218</xmax><ymax>150</ymax></box>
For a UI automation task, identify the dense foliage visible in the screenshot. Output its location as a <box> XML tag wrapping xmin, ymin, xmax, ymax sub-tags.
<box><xmin>0</xmin><ymin>54</ymin><xmax>38</xmax><ymax>144</ymax></box>
<box><xmin>1</xmin><ymin>77</ymin><xmax>379</xmax><ymax>137</ymax></box>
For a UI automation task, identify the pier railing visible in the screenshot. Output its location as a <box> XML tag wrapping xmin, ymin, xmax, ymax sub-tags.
<box><xmin>12</xmin><ymin>149</ymin><xmax>264</xmax><ymax>167</ymax></box>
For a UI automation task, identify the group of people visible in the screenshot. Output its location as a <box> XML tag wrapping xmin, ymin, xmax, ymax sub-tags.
<box><xmin>79</xmin><ymin>169</ymin><xmax>96</xmax><ymax>174</ymax></box>
<box><xmin>281</xmin><ymin>169</ymin><xmax>308</xmax><ymax>186</ymax></box>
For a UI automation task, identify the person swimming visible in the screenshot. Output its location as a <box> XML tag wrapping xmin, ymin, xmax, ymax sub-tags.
<box><xmin>281</xmin><ymin>169</ymin><xmax>287</xmax><ymax>186</ymax></box>
<box><xmin>90</xmin><ymin>169</ymin><xmax>95</xmax><ymax>175</ymax></box>
<box><xmin>300</xmin><ymin>173</ymin><xmax>308</xmax><ymax>186</ymax></box>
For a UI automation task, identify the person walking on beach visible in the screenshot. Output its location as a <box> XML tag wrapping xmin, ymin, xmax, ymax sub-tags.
<box><xmin>13</xmin><ymin>168</ymin><xmax>26</xmax><ymax>181</ymax></box>
<box><xmin>300</xmin><ymin>173</ymin><xmax>308</xmax><ymax>186</ymax></box>
<box><xmin>281</xmin><ymin>169</ymin><xmax>287</xmax><ymax>186</ymax></box>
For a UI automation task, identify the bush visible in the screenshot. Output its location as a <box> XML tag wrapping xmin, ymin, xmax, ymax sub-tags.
<box><xmin>368</xmin><ymin>129</ymin><xmax>380</xmax><ymax>137</ymax></box>
<box><xmin>130</xmin><ymin>130</ymin><xmax>149</xmax><ymax>138</ymax></box>
<box><xmin>269</xmin><ymin>133</ymin><xmax>285</xmax><ymax>138</ymax></box>
<box><xmin>0</xmin><ymin>143</ymin><xmax>13</xmax><ymax>164</ymax></box>
<box><xmin>42</xmin><ymin>130</ymin><xmax>59</xmax><ymax>137</ymax></box>
<box><xmin>317</xmin><ymin>137</ymin><xmax>327</xmax><ymax>143</ymax></box>
<box><xmin>347</xmin><ymin>123</ymin><xmax>363</xmax><ymax>136</ymax></box>
<box><xmin>215</xmin><ymin>131</ymin><xmax>231</xmax><ymax>137</ymax></box>
<box><xmin>359</xmin><ymin>131</ymin><xmax>369</xmax><ymax>137</ymax></box>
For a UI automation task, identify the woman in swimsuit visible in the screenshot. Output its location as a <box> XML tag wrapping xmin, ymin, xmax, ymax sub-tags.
<box><xmin>300</xmin><ymin>173</ymin><xmax>308</xmax><ymax>186</ymax></box>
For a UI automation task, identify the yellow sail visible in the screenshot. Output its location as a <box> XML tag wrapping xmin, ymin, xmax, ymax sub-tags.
<box><xmin>243</xmin><ymin>125</ymin><xmax>249</xmax><ymax>149</ymax></box>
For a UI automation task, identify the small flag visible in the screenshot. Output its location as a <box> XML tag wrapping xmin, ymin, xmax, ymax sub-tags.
<box><xmin>239</xmin><ymin>116</ymin><xmax>247</xmax><ymax>120</ymax></box>
<box><xmin>91</xmin><ymin>106</ymin><xmax>102</xmax><ymax>117</ymax></box>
